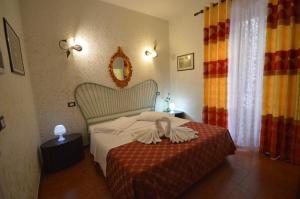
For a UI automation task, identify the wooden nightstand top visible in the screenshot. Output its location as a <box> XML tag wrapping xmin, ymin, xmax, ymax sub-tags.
<box><xmin>169</xmin><ymin>110</ymin><xmax>183</xmax><ymax>114</ymax></box>
<box><xmin>168</xmin><ymin>110</ymin><xmax>185</xmax><ymax>118</ymax></box>
<box><xmin>41</xmin><ymin>133</ymin><xmax>82</xmax><ymax>148</ymax></box>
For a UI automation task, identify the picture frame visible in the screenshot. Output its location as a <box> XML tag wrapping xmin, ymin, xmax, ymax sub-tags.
<box><xmin>3</xmin><ymin>17</ymin><xmax>25</xmax><ymax>76</ymax></box>
<box><xmin>0</xmin><ymin>49</ymin><xmax>4</xmax><ymax>74</ymax></box>
<box><xmin>177</xmin><ymin>53</ymin><xmax>194</xmax><ymax>71</ymax></box>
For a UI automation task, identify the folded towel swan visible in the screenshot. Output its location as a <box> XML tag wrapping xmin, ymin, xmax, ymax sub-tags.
<box><xmin>132</xmin><ymin>117</ymin><xmax>198</xmax><ymax>144</ymax></box>
<box><xmin>132</xmin><ymin>128</ymin><xmax>162</xmax><ymax>144</ymax></box>
<box><xmin>167</xmin><ymin>127</ymin><xmax>199</xmax><ymax>143</ymax></box>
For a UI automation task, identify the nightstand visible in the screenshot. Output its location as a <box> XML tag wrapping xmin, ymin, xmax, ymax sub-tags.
<box><xmin>40</xmin><ymin>133</ymin><xmax>84</xmax><ymax>173</ymax></box>
<box><xmin>169</xmin><ymin>110</ymin><xmax>185</xmax><ymax>119</ymax></box>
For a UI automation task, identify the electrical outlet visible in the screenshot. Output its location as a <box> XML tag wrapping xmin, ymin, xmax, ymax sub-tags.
<box><xmin>0</xmin><ymin>116</ymin><xmax>6</xmax><ymax>131</ymax></box>
<box><xmin>156</xmin><ymin>92</ymin><xmax>160</xmax><ymax>96</ymax></box>
<box><xmin>67</xmin><ymin>102</ymin><xmax>76</xmax><ymax>107</ymax></box>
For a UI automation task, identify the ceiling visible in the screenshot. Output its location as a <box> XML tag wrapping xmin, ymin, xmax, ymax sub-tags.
<box><xmin>100</xmin><ymin>0</ymin><xmax>205</xmax><ymax>21</ymax></box>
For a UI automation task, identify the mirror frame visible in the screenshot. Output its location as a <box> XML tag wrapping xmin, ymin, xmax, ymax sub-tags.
<box><xmin>108</xmin><ymin>47</ymin><xmax>133</xmax><ymax>88</ymax></box>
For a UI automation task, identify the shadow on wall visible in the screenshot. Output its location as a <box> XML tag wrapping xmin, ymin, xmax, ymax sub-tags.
<box><xmin>184</xmin><ymin>113</ymin><xmax>192</xmax><ymax>121</ymax></box>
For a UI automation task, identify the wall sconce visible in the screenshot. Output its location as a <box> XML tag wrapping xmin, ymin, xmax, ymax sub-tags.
<box><xmin>145</xmin><ymin>40</ymin><xmax>158</xmax><ymax>58</ymax></box>
<box><xmin>59</xmin><ymin>39</ymin><xmax>82</xmax><ymax>58</ymax></box>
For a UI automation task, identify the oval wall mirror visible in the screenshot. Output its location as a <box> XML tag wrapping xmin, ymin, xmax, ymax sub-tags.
<box><xmin>109</xmin><ymin>47</ymin><xmax>132</xmax><ymax>88</ymax></box>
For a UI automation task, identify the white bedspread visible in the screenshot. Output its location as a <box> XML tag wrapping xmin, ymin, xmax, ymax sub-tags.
<box><xmin>89</xmin><ymin>117</ymin><xmax>189</xmax><ymax>176</ymax></box>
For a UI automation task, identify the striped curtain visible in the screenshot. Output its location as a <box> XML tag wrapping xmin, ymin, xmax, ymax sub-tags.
<box><xmin>203</xmin><ymin>0</ymin><xmax>231</xmax><ymax>128</ymax></box>
<box><xmin>260</xmin><ymin>0</ymin><xmax>300</xmax><ymax>164</ymax></box>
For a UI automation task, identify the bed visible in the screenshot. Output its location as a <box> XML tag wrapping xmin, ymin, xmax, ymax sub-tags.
<box><xmin>75</xmin><ymin>79</ymin><xmax>236</xmax><ymax>199</ymax></box>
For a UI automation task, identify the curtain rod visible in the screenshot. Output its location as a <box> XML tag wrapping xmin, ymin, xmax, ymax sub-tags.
<box><xmin>194</xmin><ymin>0</ymin><xmax>227</xmax><ymax>16</ymax></box>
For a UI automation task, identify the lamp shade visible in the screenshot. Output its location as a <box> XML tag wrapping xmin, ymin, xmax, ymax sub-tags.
<box><xmin>151</xmin><ymin>50</ymin><xmax>157</xmax><ymax>58</ymax></box>
<box><xmin>169</xmin><ymin>103</ymin><xmax>176</xmax><ymax>112</ymax></box>
<box><xmin>54</xmin><ymin>124</ymin><xmax>66</xmax><ymax>142</ymax></box>
<box><xmin>145</xmin><ymin>49</ymin><xmax>157</xmax><ymax>58</ymax></box>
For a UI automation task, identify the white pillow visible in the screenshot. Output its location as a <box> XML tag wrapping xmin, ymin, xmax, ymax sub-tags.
<box><xmin>136</xmin><ymin>111</ymin><xmax>170</xmax><ymax>122</ymax></box>
<box><xmin>93</xmin><ymin>117</ymin><xmax>136</xmax><ymax>135</ymax></box>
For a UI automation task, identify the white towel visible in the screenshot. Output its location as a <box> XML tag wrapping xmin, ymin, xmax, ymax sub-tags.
<box><xmin>131</xmin><ymin>128</ymin><xmax>161</xmax><ymax>144</ymax></box>
<box><xmin>155</xmin><ymin>117</ymin><xmax>171</xmax><ymax>137</ymax></box>
<box><xmin>132</xmin><ymin>117</ymin><xmax>198</xmax><ymax>144</ymax></box>
<box><xmin>167</xmin><ymin>127</ymin><xmax>198</xmax><ymax>143</ymax></box>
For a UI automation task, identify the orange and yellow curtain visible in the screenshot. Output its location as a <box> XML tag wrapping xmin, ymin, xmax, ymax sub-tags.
<box><xmin>260</xmin><ymin>0</ymin><xmax>300</xmax><ymax>164</ymax></box>
<box><xmin>203</xmin><ymin>0</ymin><xmax>230</xmax><ymax>128</ymax></box>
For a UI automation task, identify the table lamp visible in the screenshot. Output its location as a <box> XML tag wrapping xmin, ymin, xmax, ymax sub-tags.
<box><xmin>54</xmin><ymin>124</ymin><xmax>66</xmax><ymax>142</ymax></box>
<box><xmin>169</xmin><ymin>103</ymin><xmax>176</xmax><ymax>112</ymax></box>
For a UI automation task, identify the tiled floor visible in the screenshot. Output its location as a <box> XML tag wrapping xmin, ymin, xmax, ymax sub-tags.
<box><xmin>38</xmin><ymin>148</ymin><xmax>300</xmax><ymax>199</ymax></box>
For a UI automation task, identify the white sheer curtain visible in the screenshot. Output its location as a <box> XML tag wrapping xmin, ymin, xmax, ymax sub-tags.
<box><xmin>228</xmin><ymin>0</ymin><xmax>267</xmax><ymax>148</ymax></box>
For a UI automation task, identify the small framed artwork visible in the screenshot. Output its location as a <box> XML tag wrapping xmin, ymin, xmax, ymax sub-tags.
<box><xmin>0</xmin><ymin>49</ymin><xmax>4</xmax><ymax>74</ymax></box>
<box><xmin>3</xmin><ymin>17</ymin><xmax>25</xmax><ymax>76</ymax></box>
<box><xmin>177</xmin><ymin>53</ymin><xmax>194</xmax><ymax>71</ymax></box>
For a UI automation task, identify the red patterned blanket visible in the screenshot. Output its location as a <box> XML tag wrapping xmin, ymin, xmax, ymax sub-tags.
<box><xmin>106</xmin><ymin>122</ymin><xmax>236</xmax><ymax>199</ymax></box>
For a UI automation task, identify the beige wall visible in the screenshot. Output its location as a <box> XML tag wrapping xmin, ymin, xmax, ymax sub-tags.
<box><xmin>20</xmin><ymin>0</ymin><xmax>170</xmax><ymax>143</ymax></box>
<box><xmin>0</xmin><ymin>0</ymin><xmax>41</xmax><ymax>198</ymax></box>
<box><xmin>169</xmin><ymin>14</ymin><xmax>204</xmax><ymax>122</ymax></box>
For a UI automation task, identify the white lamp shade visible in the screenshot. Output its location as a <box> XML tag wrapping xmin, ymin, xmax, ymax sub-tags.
<box><xmin>145</xmin><ymin>49</ymin><xmax>157</xmax><ymax>58</ymax></box>
<box><xmin>151</xmin><ymin>50</ymin><xmax>157</xmax><ymax>58</ymax></box>
<box><xmin>54</xmin><ymin>124</ymin><xmax>66</xmax><ymax>142</ymax></box>
<box><xmin>169</xmin><ymin>103</ymin><xmax>176</xmax><ymax>112</ymax></box>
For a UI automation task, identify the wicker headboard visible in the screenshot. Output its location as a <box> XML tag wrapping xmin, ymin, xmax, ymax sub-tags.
<box><xmin>74</xmin><ymin>79</ymin><xmax>158</xmax><ymax>126</ymax></box>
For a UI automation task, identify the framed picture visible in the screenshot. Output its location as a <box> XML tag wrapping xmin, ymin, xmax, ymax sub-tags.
<box><xmin>177</xmin><ymin>53</ymin><xmax>194</xmax><ymax>71</ymax></box>
<box><xmin>0</xmin><ymin>49</ymin><xmax>4</xmax><ymax>74</ymax></box>
<box><xmin>3</xmin><ymin>18</ymin><xmax>25</xmax><ymax>76</ymax></box>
